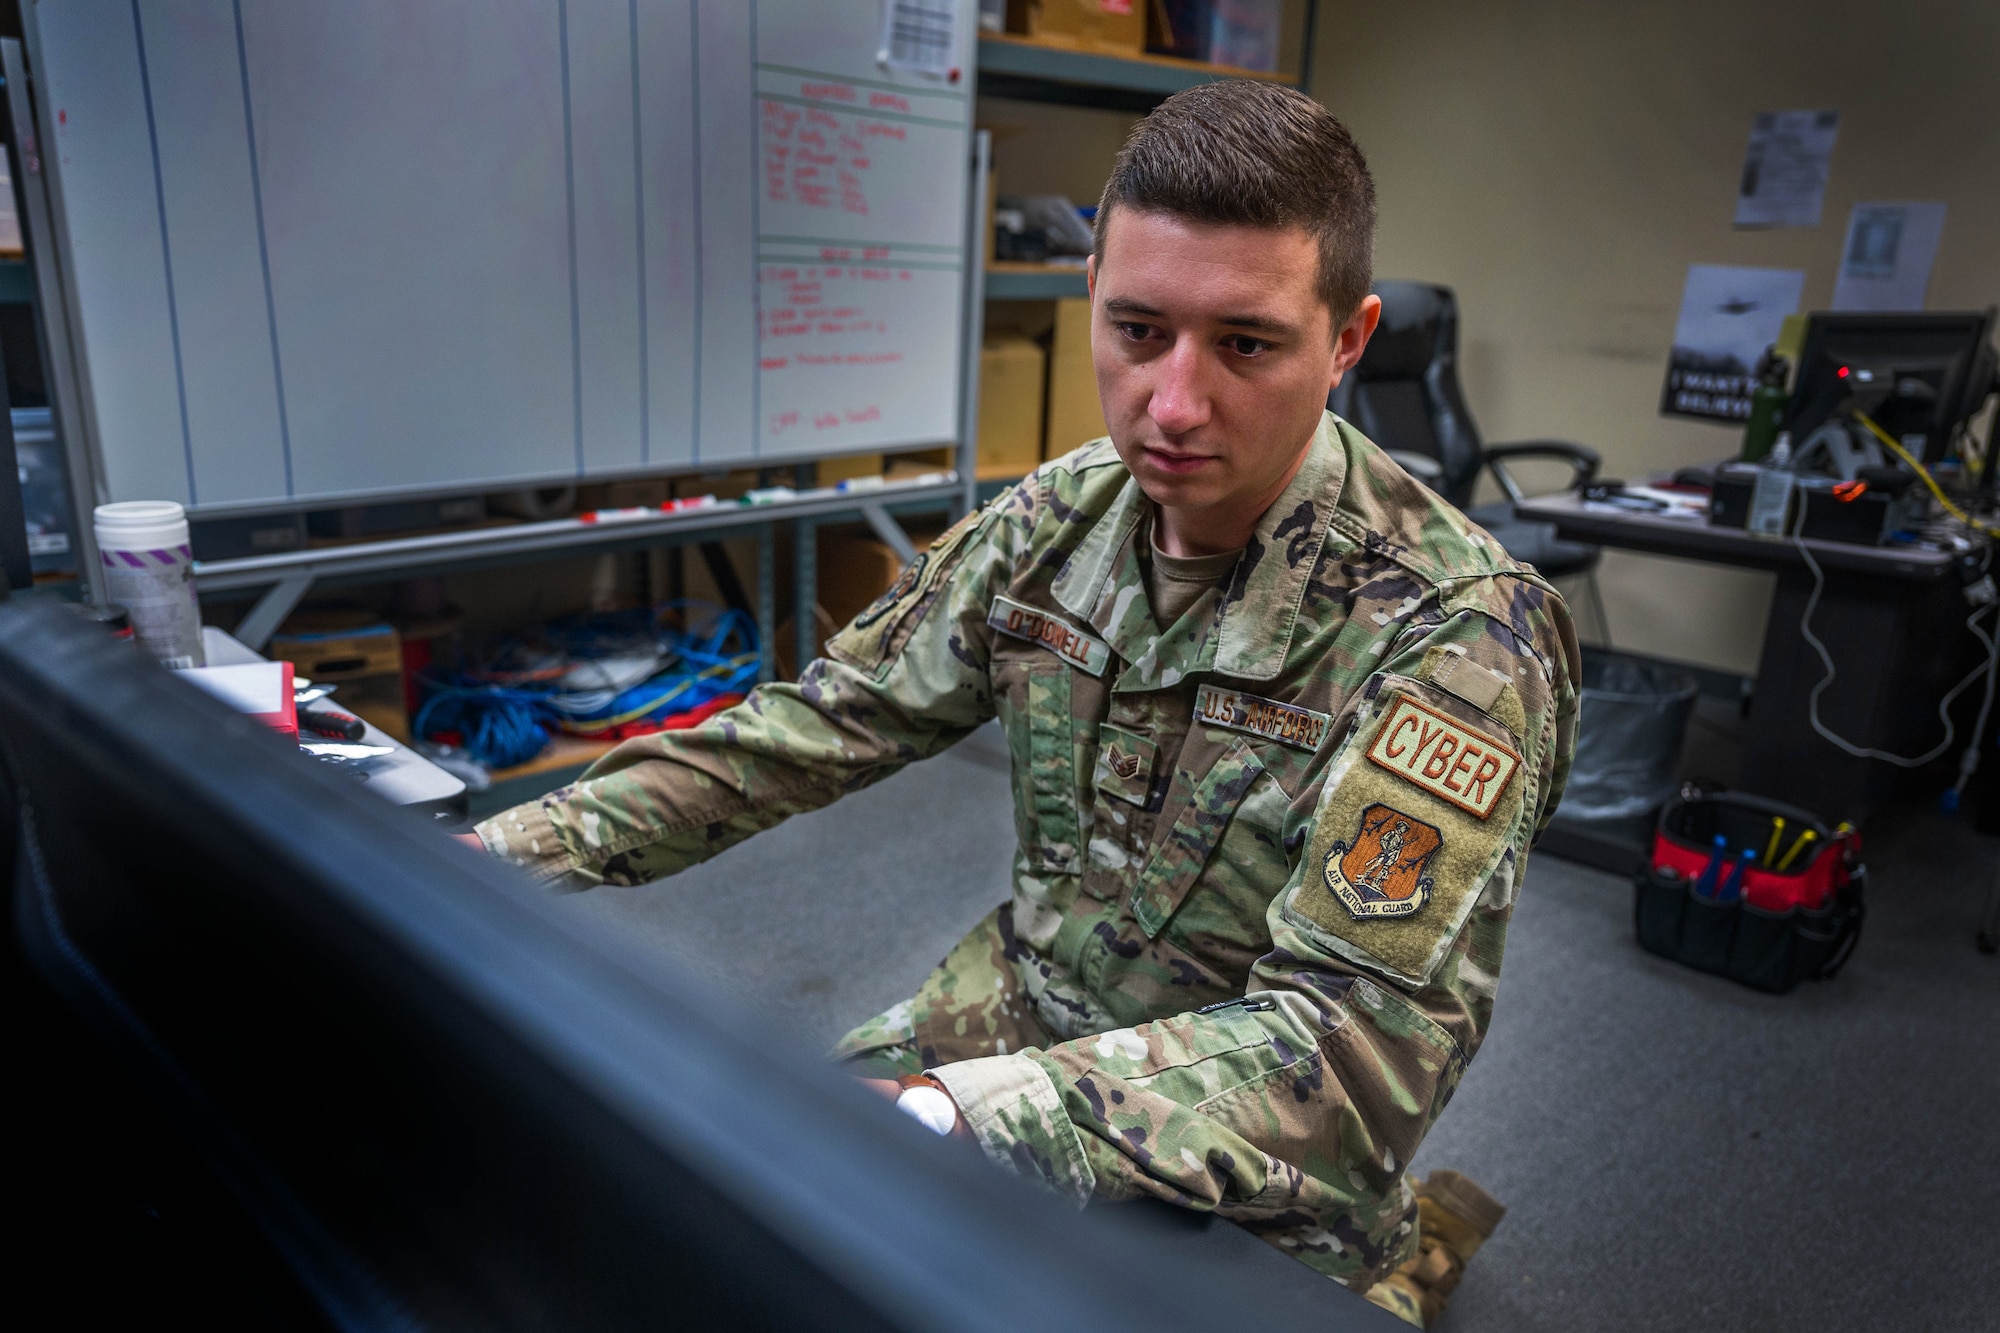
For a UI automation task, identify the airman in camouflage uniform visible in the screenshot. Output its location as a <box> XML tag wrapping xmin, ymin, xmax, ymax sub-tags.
<box><xmin>478</xmin><ymin>410</ymin><xmax>1580</xmax><ymax>1299</ymax></box>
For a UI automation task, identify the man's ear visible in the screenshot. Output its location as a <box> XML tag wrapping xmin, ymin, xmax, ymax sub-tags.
<box><xmin>1328</xmin><ymin>293</ymin><xmax>1382</xmax><ymax>392</ymax></box>
<box><xmin>1086</xmin><ymin>253</ymin><xmax>1096</xmax><ymax>299</ymax></box>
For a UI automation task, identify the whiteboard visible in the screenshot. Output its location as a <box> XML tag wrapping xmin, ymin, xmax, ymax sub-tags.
<box><xmin>30</xmin><ymin>0</ymin><xmax>975</xmax><ymax>513</ymax></box>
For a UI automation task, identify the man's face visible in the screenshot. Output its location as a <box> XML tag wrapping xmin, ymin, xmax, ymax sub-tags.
<box><xmin>1089</xmin><ymin>210</ymin><xmax>1379</xmax><ymax>532</ymax></box>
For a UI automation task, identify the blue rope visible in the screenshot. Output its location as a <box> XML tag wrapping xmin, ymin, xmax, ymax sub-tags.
<box><xmin>412</xmin><ymin>602</ymin><xmax>761</xmax><ymax>769</ymax></box>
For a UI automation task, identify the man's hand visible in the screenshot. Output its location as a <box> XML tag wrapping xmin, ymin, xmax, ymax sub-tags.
<box><xmin>452</xmin><ymin>832</ymin><xmax>485</xmax><ymax>851</ymax></box>
<box><xmin>859</xmin><ymin>1074</ymin><xmax>970</xmax><ymax>1139</ymax></box>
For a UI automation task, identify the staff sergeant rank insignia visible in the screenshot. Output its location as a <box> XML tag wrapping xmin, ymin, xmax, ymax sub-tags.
<box><xmin>1366</xmin><ymin>693</ymin><xmax>1521</xmax><ymax>819</ymax></box>
<box><xmin>1194</xmin><ymin>684</ymin><xmax>1331</xmax><ymax>752</ymax></box>
<box><xmin>987</xmin><ymin>594</ymin><xmax>1111</xmax><ymax>676</ymax></box>
<box><xmin>1324</xmin><ymin>803</ymin><xmax>1443</xmax><ymax>918</ymax></box>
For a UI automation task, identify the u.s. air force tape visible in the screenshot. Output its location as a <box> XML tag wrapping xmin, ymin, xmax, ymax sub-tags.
<box><xmin>1194</xmin><ymin>684</ymin><xmax>1332</xmax><ymax>752</ymax></box>
<box><xmin>987</xmin><ymin>594</ymin><xmax>1111</xmax><ymax>676</ymax></box>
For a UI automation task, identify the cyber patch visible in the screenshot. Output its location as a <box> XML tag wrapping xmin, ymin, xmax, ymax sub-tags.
<box><xmin>1365</xmin><ymin>693</ymin><xmax>1520</xmax><ymax>818</ymax></box>
<box><xmin>987</xmin><ymin>594</ymin><xmax>1111</xmax><ymax>676</ymax></box>
<box><xmin>1193</xmin><ymin>684</ymin><xmax>1331</xmax><ymax>752</ymax></box>
<box><xmin>1323</xmin><ymin>803</ymin><xmax>1443</xmax><ymax>918</ymax></box>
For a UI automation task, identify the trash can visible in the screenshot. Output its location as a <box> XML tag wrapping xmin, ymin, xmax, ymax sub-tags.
<box><xmin>1561</xmin><ymin>649</ymin><xmax>1700</xmax><ymax>822</ymax></box>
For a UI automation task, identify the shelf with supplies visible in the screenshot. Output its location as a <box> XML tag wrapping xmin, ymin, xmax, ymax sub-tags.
<box><xmin>984</xmin><ymin>260</ymin><xmax>1091</xmax><ymax>300</ymax></box>
<box><xmin>976</xmin><ymin>30</ymin><xmax>1309</xmax><ymax>111</ymax></box>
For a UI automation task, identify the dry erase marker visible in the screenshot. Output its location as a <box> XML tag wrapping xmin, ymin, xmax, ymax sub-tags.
<box><xmin>1764</xmin><ymin>816</ymin><xmax>1786</xmax><ymax>865</ymax></box>
<box><xmin>297</xmin><ymin>702</ymin><xmax>366</xmax><ymax>742</ymax></box>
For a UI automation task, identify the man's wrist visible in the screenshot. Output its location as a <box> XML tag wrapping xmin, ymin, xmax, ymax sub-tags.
<box><xmin>894</xmin><ymin>1074</ymin><xmax>963</xmax><ymax>1136</ymax></box>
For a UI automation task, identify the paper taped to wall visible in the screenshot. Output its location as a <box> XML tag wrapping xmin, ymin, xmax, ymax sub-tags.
<box><xmin>1660</xmin><ymin>264</ymin><xmax>1804</xmax><ymax>422</ymax></box>
<box><xmin>1831</xmin><ymin>202</ymin><xmax>1946</xmax><ymax>312</ymax></box>
<box><xmin>1734</xmin><ymin>110</ymin><xmax>1839</xmax><ymax>229</ymax></box>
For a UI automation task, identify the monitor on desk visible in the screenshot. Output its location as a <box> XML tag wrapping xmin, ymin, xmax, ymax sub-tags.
<box><xmin>0</xmin><ymin>598</ymin><xmax>1396</xmax><ymax>1330</ymax></box>
<box><xmin>1782</xmin><ymin>311</ymin><xmax>1999</xmax><ymax>485</ymax></box>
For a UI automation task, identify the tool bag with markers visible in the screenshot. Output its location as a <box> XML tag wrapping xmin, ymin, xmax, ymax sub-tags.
<box><xmin>1634</xmin><ymin>787</ymin><xmax>1865</xmax><ymax>993</ymax></box>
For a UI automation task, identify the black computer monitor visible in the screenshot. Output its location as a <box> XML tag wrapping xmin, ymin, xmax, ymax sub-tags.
<box><xmin>0</xmin><ymin>597</ymin><xmax>1397</xmax><ymax>1331</ymax></box>
<box><xmin>1782</xmin><ymin>311</ymin><xmax>1999</xmax><ymax>483</ymax></box>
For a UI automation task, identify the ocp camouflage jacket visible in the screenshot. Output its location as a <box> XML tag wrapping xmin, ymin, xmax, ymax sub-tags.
<box><xmin>479</xmin><ymin>412</ymin><xmax>1580</xmax><ymax>1288</ymax></box>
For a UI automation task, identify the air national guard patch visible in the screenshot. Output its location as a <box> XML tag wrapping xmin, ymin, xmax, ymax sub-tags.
<box><xmin>1323</xmin><ymin>803</ymin><xmax>1443</xmax><ymax>918</ymax></box>
<box><xmin>1283</xmin><ymin>682</ymin><xmax>1532</xmax><ymax>985</ymax></box>
<box><xmin>988</xmin><ymin>594</ymin><xmax>1111</xmax><ymax>676</ymax></box>
<box><xmin>1194</xmin><ymin>684</ymin><xmax>1331</xmax><ymax>752</ymax></box>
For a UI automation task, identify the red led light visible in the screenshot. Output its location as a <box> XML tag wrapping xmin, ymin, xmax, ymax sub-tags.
<box><xmin>1837</xmin><ymin>365</ymin><xmax>1850</xmax><ymax>378</ymax></box>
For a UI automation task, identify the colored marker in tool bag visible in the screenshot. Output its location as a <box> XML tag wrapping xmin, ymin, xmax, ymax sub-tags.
<box><xmin>1692</xmin><ymin>834</ymin><xmax>1729</xmax><ymax>898</ymax></box>
<box><xmin>1719</xmin><ymin>848</ymin><xmax>1756</xmax><ymax>903</ymax></box>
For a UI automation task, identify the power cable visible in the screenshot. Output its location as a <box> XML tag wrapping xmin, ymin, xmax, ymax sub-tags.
<box><xmin>1791</xmin><ymin>490</ymin><xmax>2000</xmax><ymax>772</ymax></box>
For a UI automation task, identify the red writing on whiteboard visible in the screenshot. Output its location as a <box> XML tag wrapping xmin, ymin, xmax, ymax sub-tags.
<box><xmin>774</xmin><ymin>404</ymin><xmax>888</xmax><ymax>435</ymax></box>
<box><xmin>761</xmin><ymin>95</ymin><xmax>920</xmax><ymax>216</ymax></box>
<box><xmin>795</xmin><ymin>352</ymin><xmax>903</xmax><ymax>366</ymax></box>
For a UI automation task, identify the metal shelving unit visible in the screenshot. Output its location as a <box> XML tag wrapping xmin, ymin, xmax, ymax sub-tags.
<box><xmin>196</xmin><ymin>476</ymin><xmax>967</xmax><ymax>666</ymax></box>
<box><xmin>974</xmin><ymin>8</ymin><xmax>1318</xmax><ymax>303</ymax></box>
<box><xmin>974</xmin><ymin>29</ymin><xmax>1312</xmax><ymax>113</ymax></box>
<box><xmin>984</xmin><ymin>261</ymin><xmax>1090</xmax><ymax>301</ymax></box>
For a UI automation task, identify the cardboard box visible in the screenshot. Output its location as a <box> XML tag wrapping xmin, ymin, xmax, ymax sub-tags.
<box><xmin>270</xmin><ymin>611</ymin><xmax>408</xmax><ymax>740</ymax></box>
<box><xmin>1044</xmin><ymin>298</ymin><xmax>1107</xmax><ymax>461</ymax></box>
<box><xmin>817</xmin><ymin>453</ymin><xmax>885</xmax><ymax>485</ymax></box>
<box><xmin>270</xmin><ymin>615</ymin><xmax>403</xmax><ymax>680</ymax></box>
<box><xmin>1151</xmin><ymin>0</ymin><xmax>1282</xmax><ymax>71</ymax></box>
<box><xmin>817</xmin><ymin>523</ymin><xmax>948</xmax><ymax>645</ymax></box>
<box><xmin>1008</xmin><ymin>0</ymin><xmax>1145</xmax><ymax>55</ymax></box>
<box><xmin>979</xmin><ymin>334</ymin><xmax>1049</xmax><ymax>477</ymax></box>
<box><xmin>576</xmin><ymin>477</ymin><xmax>671</xmax><ymax>510</ymax></box>
<box><xmin>884</xmin><ymin>452</ymin><xmax>955</xmax><ymax>481</ymax></box>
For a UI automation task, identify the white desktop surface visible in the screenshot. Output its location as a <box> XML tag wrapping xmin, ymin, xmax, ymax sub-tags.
<box><xmin>202</xmin><ymin>626</ymin><xmax>466</xmax><ymax>819</ymax></box>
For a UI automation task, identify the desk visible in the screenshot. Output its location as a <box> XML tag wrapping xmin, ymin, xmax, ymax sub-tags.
<box><xmin>202</xmin><ymin>627</ymin><xmax>468</xmax><ymax>824</ymax></box>
<box><xmin>1516</xmin><ymin>492</ymin><xmax>1981</xmax><ymax>823</ymax></box>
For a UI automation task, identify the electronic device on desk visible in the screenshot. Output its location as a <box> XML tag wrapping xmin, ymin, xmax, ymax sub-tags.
<box><xmin>1712</xmin><ymin>310</ymin><xmax>2000</xmax><ymax>544</ymax></box>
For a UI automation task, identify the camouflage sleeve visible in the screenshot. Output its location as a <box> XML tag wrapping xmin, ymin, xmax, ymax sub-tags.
<box><xmin>932</xmin><ymin>575</ymin><xmax>1579</xmax><ymax>1286</ymax></box>
<box><xmin>474</xmin><ymin>485</ymin><xmax>1039</xmax><ymax>886</ymax></box>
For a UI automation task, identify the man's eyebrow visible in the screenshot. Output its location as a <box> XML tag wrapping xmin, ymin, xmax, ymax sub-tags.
<box><xmin>1101</xmin><ymin>297</ymin><xmax>1298</xmax><ymax>336</ymax></box>
<box><xmin>1102</xmin><ymin>297</ymin><xmax>1164</xmax><ymax>318</ymax></box>
<box><xmin>1217</xmin><ymin>313</ymin><xmax>1298</xmax><ymax>336</ymax></box>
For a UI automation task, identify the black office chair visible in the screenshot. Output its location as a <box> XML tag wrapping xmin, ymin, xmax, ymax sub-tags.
<box><xmin>1330</xmin><ymin>280</ymin><xmax>1610</xmax><ymax>640</ymax></box>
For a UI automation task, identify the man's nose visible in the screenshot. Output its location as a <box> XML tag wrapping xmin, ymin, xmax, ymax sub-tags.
<box><xmin>1147</xmin><ymin>337</ymin><xmax>1211</xmax><ymax>437</ymax></box>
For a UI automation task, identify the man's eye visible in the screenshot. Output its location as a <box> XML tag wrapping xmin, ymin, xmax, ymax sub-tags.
<box><xmin>1116</xmin><ymin>322</ymin><xmax>1156</xmax><ymax>343</ymax></box>
<box><xmin>1224</xmin><ymin>335</ymin><xmax>1272</xmax><ymax>357</ymax></box>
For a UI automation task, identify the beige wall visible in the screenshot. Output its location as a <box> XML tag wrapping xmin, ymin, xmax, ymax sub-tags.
<box><xmin>1307</xmin><ymin>0</ymin><xmax>2000</xmax><ymax>673</ymax></box>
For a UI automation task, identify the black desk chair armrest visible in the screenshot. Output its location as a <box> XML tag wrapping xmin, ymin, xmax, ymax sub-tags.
<box><xmin>1482</xmin><ymin>441</ymin><xmax>1602</xmax><ymax>505</ymax></box>
<box><xmin>1385</xmin><ymin>448</ymin><xmax>1447</xmax><ymax>483</ymax></box>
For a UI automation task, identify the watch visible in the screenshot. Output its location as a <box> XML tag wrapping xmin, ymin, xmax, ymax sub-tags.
<box><xmin>893</xmin><ymin>1074</ymin><xmax>960</xmax><ymax>1136</ymax></box>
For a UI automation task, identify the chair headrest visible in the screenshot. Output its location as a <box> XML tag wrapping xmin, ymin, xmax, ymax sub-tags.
<box><xmin>1352</xmin><ymin>281</ymin><xmax>1456</xmax><ymax>380</ymax></box>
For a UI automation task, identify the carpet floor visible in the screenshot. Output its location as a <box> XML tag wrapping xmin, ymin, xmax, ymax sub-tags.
<box><xmin>551</xmin><ymin>722</ymin><xmax>2000</xmax><ymax>1331</ymax></box>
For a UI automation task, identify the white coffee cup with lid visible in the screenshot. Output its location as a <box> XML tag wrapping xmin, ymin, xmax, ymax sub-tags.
<box><xmin>94</xmin><ymin>500</ymin><xmax>206</xmax><ymax>668</ymax></box>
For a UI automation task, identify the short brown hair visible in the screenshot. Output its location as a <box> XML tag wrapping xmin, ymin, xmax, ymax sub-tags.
<box><xmin>1094</xmin><ymin>81</ymin><xmax>1376</xmax><ymax>323</ymax></box>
